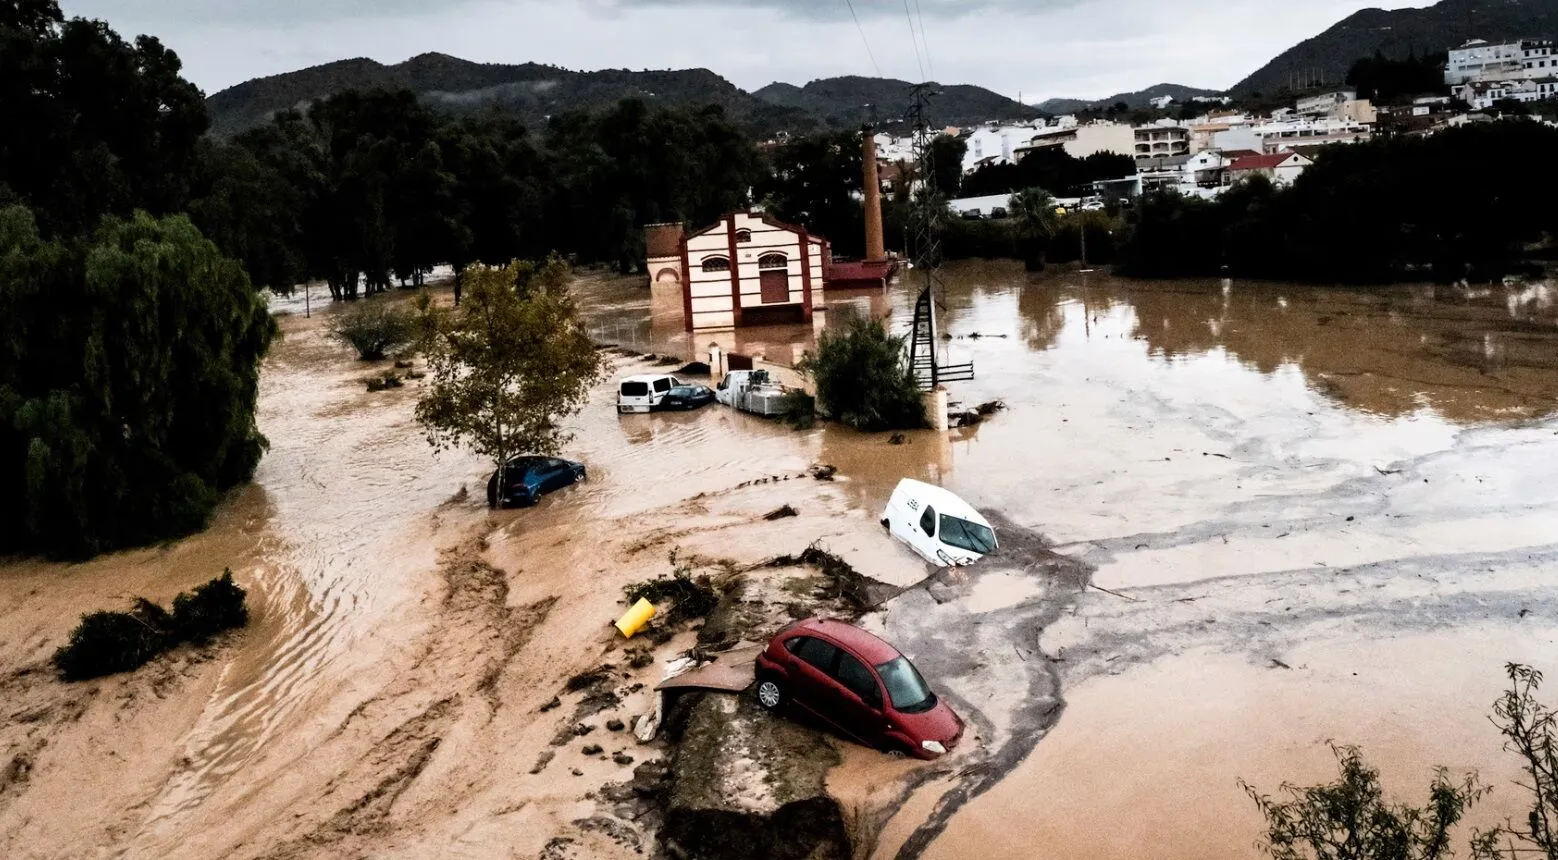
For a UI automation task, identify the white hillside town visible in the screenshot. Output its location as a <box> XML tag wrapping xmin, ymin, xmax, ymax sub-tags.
<box><xmin>836</xmin><ymin>38</ymin><xmax>1556</xmax><ymax>211</ymax></box>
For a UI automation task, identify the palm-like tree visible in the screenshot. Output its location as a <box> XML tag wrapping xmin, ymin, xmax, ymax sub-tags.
<box><xmin>1009</xmin><ymin>187</ymin><xmax>1061</xmax><ymax>271</ymax></box>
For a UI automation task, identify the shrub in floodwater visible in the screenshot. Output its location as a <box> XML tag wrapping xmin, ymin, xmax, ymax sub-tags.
<box><xmin>623</xmin><ymin>550</ymin><xmax>719</xmax><ymax>625</ymax></box>
<box><xmin>329</xmin><ymin>301</ymin><xmax>415</xmax><ymax>361</ymax></box>
<box><xmin>53</xmin><ymin>571</ymin><xmax>250</xmax><ymax>681</ymax></box>
<box><xmin>171</xmin><ymin>570</ymin><xmax>249</xmax><ymax>644</ymax></box>
<box><xmin>796</xmin><ymin>316</ymin><xmax>926</xmax><ymax>432</ymax></box>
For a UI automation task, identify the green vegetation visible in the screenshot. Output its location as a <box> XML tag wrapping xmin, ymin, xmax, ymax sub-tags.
<box><xmin>329</xmin><ymin>302</ymin><xmax>416</xmax><ymax>361</ymax></box>
<box><xmin>797</xmin><ymin>316</ymin><xmax>927</xmax><ymax>432</ymax></box>
<box><xmin>1247</xmin><ymin>663</ymin><xmax>1558</xmax><ymax>860</ymax></box>
<box><xmin>1010</xmin><ymin>187</ymin><xmax>1063</xmax><ymax>271</ymax></box>
<box><xmin>961</xmin><ymin>149</ymin><xmax>1136</xmax><ymax>200</ymax></box>
<box><xmin>1117</xmin><ymin>121</ymin><xmax>1558</xmax><ymax>283</ymax></box>
<box><xmin>53</xmin><ymin>571</ymin><xmax>249</xmax><ymax>681</ymax></box>
<box><xmin>414</xmin><ymin>256</ymin><xmax>605</xmax><ymax>490</ymax></box>
<box><xmin>0</xmin><ymin>207</ymin><xmax>275</xmax><ymax>559</ymax></box>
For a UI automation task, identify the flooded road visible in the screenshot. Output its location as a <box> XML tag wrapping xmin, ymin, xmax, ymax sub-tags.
<box><xmin>2</xmin><ymin>262</ymin><xmax>1556</xmax><ymax>859</ymax></box>
<box><xmin>573</xmin><ymin>262</ymin><xmax>1558</xmax><ymax>857</ymax></box>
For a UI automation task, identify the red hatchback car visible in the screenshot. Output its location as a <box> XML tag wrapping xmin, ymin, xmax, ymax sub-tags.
<box><xmin>753</xmin><ymin>617</ymin><xmax>964</xmax><ymax>759</ymax></box>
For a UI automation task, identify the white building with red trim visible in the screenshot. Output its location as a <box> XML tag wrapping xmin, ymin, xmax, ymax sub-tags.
<box><xmin>680</xmin><ymin>212</ymin><xmax>826</xmax><ymax>331</ymax></box>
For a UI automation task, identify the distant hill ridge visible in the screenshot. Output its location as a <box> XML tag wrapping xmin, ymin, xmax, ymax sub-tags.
<box><xmin>206</xmin><ymin>55</ymin><xmax>1040</xmax><ymax>138</ymax></box>
<box><xmin>1231</xmin><ymin>0</ymin><xmax>1558</xmax><ymax>95</ymax></box>
<box><xmin>1035</xmin><ymin>82</ymin><xmax>1224</xmax><ymax>114</ymax></box>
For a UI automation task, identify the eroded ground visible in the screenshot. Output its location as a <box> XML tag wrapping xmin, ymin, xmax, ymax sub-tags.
<box><xmin>3</xmin><ymin>264</ymin><xmax>1558</xmax><ymax>859</ymax></box>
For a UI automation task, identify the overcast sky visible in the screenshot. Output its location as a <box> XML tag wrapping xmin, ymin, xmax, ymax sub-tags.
<box><xmin>60</xmin><ymin>0</ymin><xmax>1429</xmax><ymax>100</ymax></box>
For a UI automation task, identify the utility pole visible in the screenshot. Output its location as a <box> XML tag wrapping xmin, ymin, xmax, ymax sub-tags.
<box><xmin>904</xmin><ymin>83</ymin><xmax>973</xmax><ymax>390</ymax></box>
<box><xmin>906</xmin><ymin>83</ymin><xmax>943</xmax><ymax>389</ymax></box>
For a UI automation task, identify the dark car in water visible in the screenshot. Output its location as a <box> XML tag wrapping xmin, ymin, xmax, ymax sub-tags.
<box><xmin>657</xmin><ymin>384</ymin><xmax>715</xmax><ymax>411</ymax></box>
<box><xmin>753</xmin><ymin>617</ymin><xmax>964</xmax><ymax>759</ymax></box>
<box><xmin>486</xmin><ymin>456</ymin><xmax>586</xmax><ymax>508</ymax></box>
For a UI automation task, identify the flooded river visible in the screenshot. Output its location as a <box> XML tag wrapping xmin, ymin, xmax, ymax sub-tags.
<box><xmin>2</xmin><ymin>262</ymin><xmax>1556</xmax><ymax>859</ymax></box>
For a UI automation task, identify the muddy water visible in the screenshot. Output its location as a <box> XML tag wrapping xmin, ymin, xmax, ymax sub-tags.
<box><xmin>4</xmin><ymin>263</ymin><xmax>1557</xmax><ymax>859</ymax></box>
<box><xmin>575</xmin><ymin>262</ymin><xmax>1558</xmax><ymax>858</ymax></box>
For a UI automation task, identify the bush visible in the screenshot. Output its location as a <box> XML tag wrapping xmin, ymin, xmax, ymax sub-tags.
<box><xmin>53</xmin><ymin>609</ymin><xmax>169</xmax><ymax>681</ymax></box>
<box><xmin>52</xmin><ymin>571</ymin><xmax>249</xmax><ymax>681</ymax></box>
<box><xmin>171</xmin><ymin>570</ymin><xmax>249</xmax><ymax>644</ymax></box>
<box><xmin>329</xmin><ymin>301</ymin><xmax>415</xmax><ymax>360</ymax></box>
<box><xmin>797</xmin><ymin>316</ymin><xmax>927</xmax><ymax>432</ymax></box>
<box><xmin>624</xmin><ymin>550</ymin><xmax>719</xmax><ymax>625</ymax></box>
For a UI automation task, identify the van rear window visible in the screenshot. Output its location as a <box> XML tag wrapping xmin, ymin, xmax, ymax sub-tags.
<box><xmin>620</xmin><ymin>382</ymin><xmax>650</xmax><ymax>397</ymax></box>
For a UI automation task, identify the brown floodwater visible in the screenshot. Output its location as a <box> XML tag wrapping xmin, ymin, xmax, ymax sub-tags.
<box><xmin>3</xmin><ymin>263</ymin><xmax>1557</xmax><ymax>859</ymax></box>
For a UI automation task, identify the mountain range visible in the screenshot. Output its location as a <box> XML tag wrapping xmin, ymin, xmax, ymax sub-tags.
<box><xmin>1034</xmin><ymin>83</ymin><xmax>1224</xmax><ymax>114</ymax></box>
<box><xmin>204</xmin><ymin>0</ymin><xmax>1558</xmax><ymax>138</ymax></box>
<box><xmin>1232</xmin><ymin>0</ymin><xmax>1558</xmax><ymax>95</ymax></box>
<box><xmin>205</xmin><ymin>55</ymin><xmax>1034</xmax><ymax>138</ymax></box>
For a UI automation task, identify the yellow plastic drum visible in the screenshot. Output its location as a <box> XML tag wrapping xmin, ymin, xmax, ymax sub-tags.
<box><xmin>615</xmin><ymin>598</ymin><xmax>656</xmax><ymax>638</ymax></box>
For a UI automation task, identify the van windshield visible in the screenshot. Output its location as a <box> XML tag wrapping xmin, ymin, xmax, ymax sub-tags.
<box><xmin>875</xmin><ymin>657</ymin><xmax>935</xmax><ymax>713</ymax></box>
<box><xmin>620</xmin><ymin>382</ymin><xmax>649</xmax><ymax>397</ymax></box>
<box><xmin>939</xmin><ymin>515</ymin><xmax>996</xmax><ymax>554</ymax></box>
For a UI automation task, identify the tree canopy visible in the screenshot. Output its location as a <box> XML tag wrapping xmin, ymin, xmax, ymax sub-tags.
<box><xmin>414</xmin><ymin>256</ymin><xmax>606</xmax><ymax>479</ymax></box>
<box><xmin>0</xmin><ymin>206</ymin><xmax>275</xmax><ymax>558</ymax></box>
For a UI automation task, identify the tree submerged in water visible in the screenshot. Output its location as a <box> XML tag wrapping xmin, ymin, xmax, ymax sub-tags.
<box><xmin>413</xmin><ymin>256</ymin><xmax>605</xmax><ymax>498</ymax></box>
<box><xmin>797</xmin><ymin>315</ymin><xmax>926</xmax><ymax>432</ymax></box>
<box><xmin>1246</xmin><ymin>663</ymin><xmax>1558</xmax><ymax>860</ymax></box>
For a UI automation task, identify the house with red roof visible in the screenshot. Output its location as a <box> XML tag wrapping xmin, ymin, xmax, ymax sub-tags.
<box><xmin>1227</xmin><ymin>151</ymin><xmax>1312</xmax><ymax>187</ymax></box>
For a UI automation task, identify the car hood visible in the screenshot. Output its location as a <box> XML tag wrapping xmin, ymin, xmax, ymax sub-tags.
<box><xmin>896</xmin><ymin>698</ymin><xmax>964</xmax><ymax>748</ymax></box>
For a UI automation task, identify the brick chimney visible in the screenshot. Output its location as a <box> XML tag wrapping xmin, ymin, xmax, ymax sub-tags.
<box><xmin>861</xmin><ymin>127</ymin><xmax>886</xmax><ymax>263</ymax></box>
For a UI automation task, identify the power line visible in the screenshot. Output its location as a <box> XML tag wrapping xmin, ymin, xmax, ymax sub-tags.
<box><xmin>902</xmin><ymin>0</ymin><xmax>926</xmax><ymax>82</ymax></box>
<box><xmin>911</xmin><ymin>0</ymin><xmax>933</xmax><ymax>79</ymax></box>
<box><xmin>842</xmin><ymin>0</ymin><xmax>884</xmax><ymax>78</ymax></box>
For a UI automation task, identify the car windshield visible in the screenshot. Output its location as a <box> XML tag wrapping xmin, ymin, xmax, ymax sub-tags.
<box><xmin>875</xmin><ymin>656</ymin><xmax>936</xmax><ymax>713</ymax></box>
<box><xmin>620</xmin><ymin>382</ymin><xmax>649</xmax><ymax>397</ymax></box>
<box><xmin>939</xmin><ymin>515</ymin><xmax>996</xmax><ymax>554</ymax></box>
<box><xmin>669</xmin><ymin>386</ymin><xmax>698</xmax><ymax>396</ymax></box>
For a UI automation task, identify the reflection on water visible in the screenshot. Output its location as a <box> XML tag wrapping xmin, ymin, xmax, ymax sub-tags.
<box><xmin>574</xmin><ymin>262</ymin><xmax>1558</xmax><ymax>424</ymax></box>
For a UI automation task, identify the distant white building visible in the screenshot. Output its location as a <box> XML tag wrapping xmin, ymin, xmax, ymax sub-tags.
<box><xmin>1014</xmin><ymin>121</ymin><xmax>1134</xmax><ymax>160</ymax></box>
<box><xmin>1445</xmin><ymin>39</ymin><xmax>1556</xmax><ymax>85</ymax></box>
<box><xmin>1148</xmin><ymin>95</ymin><xmax>1175</xmax><ymax>109</ymax></box>
<box><xmin>1228</xmin><ymin>152</ymin><xmax>1312</xmax><ymax>187</ymax></box>
<box><xmin>1250</xmin><ymin>118</ymin><xmax>1372</xmax><ymax>153</ymax></box>
<box><xmin>1133</xmin><ymin>122</ymin><xmax>1190</xmax><ymax>161</ymax></box>
<box><xmin>961</xmin><ymin>123</ymin><xmax>1039</xmax><ymax>174</ymax></box>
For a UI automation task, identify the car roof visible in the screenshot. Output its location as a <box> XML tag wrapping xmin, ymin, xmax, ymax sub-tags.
<box><xmin>620</xmin><ymin>374</ymin><xmax>677</xmax><ymax>383</ymax></box>
<box><xmin>891</xmin><ymin>478</ymin><xmax>990</xmax><ymax>527</ymax></box>
<box><xmin>790</xmin><ymin>618</ymin><xmax>902</xmax><ymax>666</ymax></box>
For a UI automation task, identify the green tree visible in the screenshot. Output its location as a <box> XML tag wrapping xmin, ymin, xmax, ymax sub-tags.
<box><xmin>1243</xmin><ymin>742</ymin><xmax>1488</xmax><ymax>860</ymax></box>
<box><xmin>414</xmin><ymin>256</ymin><xmax>605</xmax><ymax>504</ymax></box>
<box><xmin>759</xmin><ymin>130</ymin><xmax>866</xmax><ymax>256</ymax></box>
<box><xmin>929</xmin><ymin>134</ymin><xmax>968</xmax><ymax>197</ymax></box>
<box><xmin>1472</xmin><ymin>664</ymin><xmax>1558</xmax><ymax>859</ymax></box>
<box><xmin>0</xmin><ymin>0</ymin><xmax>208</xmax><ymax>239</ymax></box>
<box><xmin>0</xmin><ymin>205</ymin><xmax>276</xmax><ymax>558</ymax></box>
<box><xmin>329</xmin><ymin>301</ymin><xmax>415</xmax><ymax>360</ymax></box>
<box><xmin>796</xmin><ymin>315</ymin><xmax>926</xmax><ymax>432</ymax></box>
<box><xmin>1010</xmin><ymin>187</ymin><xmax>1061</xmax><ymax>271</ymax></box>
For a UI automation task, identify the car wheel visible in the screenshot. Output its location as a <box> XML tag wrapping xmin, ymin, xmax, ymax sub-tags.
<box><xmin>755</xmin><ymin>677</ymin><xmax>784</xmax><ymax>711</ymax></box>
<box><xmin>486</xmin><ymin>476</ymin><xmax>499</xmax><ymax>509</ymax></box>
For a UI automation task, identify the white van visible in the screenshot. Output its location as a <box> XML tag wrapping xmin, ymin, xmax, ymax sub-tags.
<box><xmin>881</xmin><ymin>478</ymin><xmax>998</xmax><ymax>567</ymax></box>
<box><xmin>617</xmin><ymin>374</ymin><xmax>681</xmax><ymax>414</ymax></box>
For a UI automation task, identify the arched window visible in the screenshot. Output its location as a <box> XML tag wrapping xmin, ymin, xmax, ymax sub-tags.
<box><xmin>758</xmin><ymin>253</ymin><xmax>788</xmax><ymax>269</ymax></box>
<box><xmin>734</xmin><ymin>229</ymin><xmax>752</xmax><ymax>243</ymax></box>
<box><xmin>701</xmin><ymin>256</ymin><xmax>730</xmax><ymax>272</ymax></box>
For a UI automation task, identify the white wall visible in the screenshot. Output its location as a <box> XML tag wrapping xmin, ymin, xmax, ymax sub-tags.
<box><xmin>683</xmin><ymin>213</ymin><xmax>819</xmax><ymax>331</ymax></box>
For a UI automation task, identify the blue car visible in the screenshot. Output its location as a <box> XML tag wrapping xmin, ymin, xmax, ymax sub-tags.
<box><xmin>657</xmin><ymin>384</ymin><xmax>715</xmax><ymax>411</ymax></box>
<box><xmin>486</xmin><ymin>456</ymin><xmax>587</xmax><ymax>508</ymax></box>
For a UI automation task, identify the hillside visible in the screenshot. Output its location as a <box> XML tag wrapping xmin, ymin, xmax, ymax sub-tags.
<box><xmin>1035</xmin><ymin>82</ymin><xmax>1224</xmax><ymax>114</ymax></box>
<box><xmin>1231</xmin><ymin>0</ymin><xmax>1558</xmax><ymax>95</ymax></box>
<box><xmin>752</xmin><ymin>76</ymin><xmax>1038</xmax><ymax>126</ymax></box>
<box><xmin>206</xmin><ymin>56</ymin><xmax>1032</xmax><ymax>138</ymax></box>
<box><xmin>206</xmin><ymin>53</ymin><xmax>814</xmax><ymax>138</ymax></box>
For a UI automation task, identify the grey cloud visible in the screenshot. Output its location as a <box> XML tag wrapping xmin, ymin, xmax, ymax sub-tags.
<box><xmin>60</xmin><ymin>0</ymin><xmax>470</xmax><ymax>28</ymax></box>
<box><xmin>600</xmin><ymin>0</ymin><xmax>1069</xmax><ymax>21</ymax></box>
